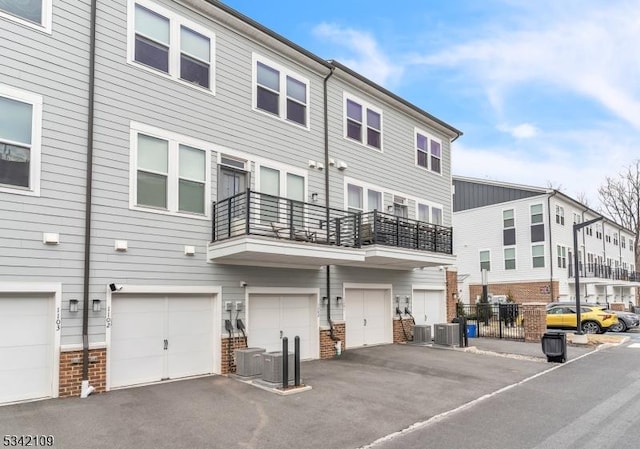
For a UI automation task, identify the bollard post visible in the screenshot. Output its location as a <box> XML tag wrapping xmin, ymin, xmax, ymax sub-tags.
<box><xmin>282</xmin><ymin>337</ymin><xmax>289</xmax><ymax>389</ymax></box>
<box><xmin>294</xmin><ymin>336</ymin><xmax>300</xmax><ymax>386</ymax></box>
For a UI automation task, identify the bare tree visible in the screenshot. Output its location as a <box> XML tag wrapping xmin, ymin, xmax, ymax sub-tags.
<box><xmin>598</xmin><ymin>160</ymin><xmax>640</xmax><ymax>273</ymax></box>
<box><xmin>575</xmin><ymin>191</ymin><xmax>589</xmax><ymax>207</ymax></box>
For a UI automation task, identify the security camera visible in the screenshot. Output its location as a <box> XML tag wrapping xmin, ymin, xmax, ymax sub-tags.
<box><xmin>109</xmin><ymin>283</ymin><xmax>123</xmax><ymax>292</ymax></box>
<box><xmin>240</xmin><ymin>281</ymin><xmax>248</xmax><ymax>288</ymax></box>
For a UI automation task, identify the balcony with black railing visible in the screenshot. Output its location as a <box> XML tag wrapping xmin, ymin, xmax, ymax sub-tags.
<box><xmin>568</xmin><ymin>263</ymin><xmax>640</xmax><ymax>283</ymax></box>
<box><xmin>207</xmin><ymin>189</ymin><xmax>455</xmax><ymax>269</ymax></box>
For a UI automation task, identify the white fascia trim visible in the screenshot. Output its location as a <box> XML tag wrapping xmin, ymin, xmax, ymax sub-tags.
<box><xmin>343</xmin><ymin>283</ymin><xmax>393</xmax><ymax>290</ymax></box>
<box><xmin>129</xmin><ymin>121</ymin><xmax>212</xmax><ymax>219</ymax></box>
<box><xmin>342</xmin><ymin>91</ymin><xmax>384</xmax><ymax>152</ymax></box>
<box><xmin>0</xmin><ymin>0</ymin><xmax>52</xmax><ymax>34</ymax></box>
<box><xmin>126</xmin><ymin>0</ymin><xmax>216</xmax><ymax>95</ymax></box>
<box><xmin>251</xmin><ymin>52</ymin><xmax>311</xmax><ymax>131</ymax></box>
<box><xmin>412</xmin><ymin>284</ymin><xmax>446</xmax><ymax>291</ymax></box>
<box><xmin>60</xmin><ymin>343</ymin><xmax>108</xmax><ymax>352</ymax></box>
<box><xmin>246</xmin><ymin>287</ymin><xmax>320</xmax><ymax>295</ymax></box>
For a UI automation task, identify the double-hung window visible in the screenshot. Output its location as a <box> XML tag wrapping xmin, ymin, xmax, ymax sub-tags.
<box><xmin>557</xmin><ymin>245</ymin><xmax>567</xmax><ymax>268</ymax></box>
<box><xmin>131</xmin><ymin>123</ymin><xmax>210</xmax><ymax>217</ymax></box>
<box><xmin>532</xmin><ymin>245</ymin><xmax>545</xmax><ymax>268</ymax></box>
<box><xmin>415</xmin><ymin>129</ymin><xmax>442</xmax><ymax>174</ymax></box>
<box><xmin>0</xmin><ymin>0</ymin><xmax>52</xmax><ymax>33</ymax></box>
<box><xmin>417</xmin><ymin>202</ymin><xmax>443</xmax><ymax>225</ymax></box>
<box><xmin>344</xmin><ymin>94</ymin><xmax>382</xmax><ymax>150</ymax></box>
<box><xmin>480</xmin><ymin>250</ymin><xmax>491</xmax><ymax>272</ymax></box>
<box><xmin>347</xmin><ymin>183</ymin><xmax>383</xmax><ymax>213</ymax></box>
<box><xmin>504</xmin><ymin>248</ymin><xmax>516</xmax><ymax>270</ymax></box>
<box><xmin>254</xmin><ymin>54</ymin><xmax>309</xmax><ymax>127</ymax></box>
<box><xmin>130</xmin><ymin>0</ymin><xmax>214</xmax><ymax>91</ymax></box>
<box><xmin>0</xmin><ymin>85</ymin><xmax>42</xmax><ymax>196</ymax></box>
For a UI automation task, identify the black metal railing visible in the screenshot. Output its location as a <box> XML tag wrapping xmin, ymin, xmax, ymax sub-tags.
<box><xmin>568</xmin><ymin>263</ymin><xmax>640</xmax><ymax>282</ymax></box>
<box><xmin>457</xmin><ymin>303</ymin><xmax>524</xmax><ymax>341</ymax></box>
<box><xmin>211</xmin><ymin>190</ymin><xmax>453</xmax><ymax>255</ymax></box>
<box><xmin>211</xmin><ymin>189</ymin><xmax>358</xmax><ymax>247</ymax></box>
<box><xmin>359</xmin><ymin>210</ymin><xmax>453</xmax><ymax>253</ymax></box>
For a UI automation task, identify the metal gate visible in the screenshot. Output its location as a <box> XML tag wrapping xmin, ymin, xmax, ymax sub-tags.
<box><xmin>458</xmin><ymin>303</ymin><xmax>524</xmax><ymax>341</ymax></box>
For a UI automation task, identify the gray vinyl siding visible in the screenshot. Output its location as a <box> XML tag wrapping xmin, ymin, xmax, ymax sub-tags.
<box><xmin>2</xmin><ymin>0</ymin><xmax>455</xmax><ymax>347</ymax></box>
<box><xmin>325</xmin><ymin>76</ymin><xmax>453</xmax><ymax>227</ymax></box>
<box><xmin>0</xmin><ymin>1</ymin><xmax>92</xmax><ymax>345</ymax></box>
<box><xmin>453</xmin><ymin>179</ymin><xmax>543</xmax><ymax>212</ymax></box>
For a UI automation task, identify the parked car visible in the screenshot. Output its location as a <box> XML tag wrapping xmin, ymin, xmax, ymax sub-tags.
<box><xmin>546</xmin><ymin>305</ymin><xmax>618</xmax><ymax>334</ymax></box>
<box><xmin>545</xmin><ymin>302</ymin><xmax>639</xmax><ymax>332</ymax></box>
<box><xmin>604</xmin><ymin>310</ymin><xmax>640</xmax><ymax>332</ymax></box>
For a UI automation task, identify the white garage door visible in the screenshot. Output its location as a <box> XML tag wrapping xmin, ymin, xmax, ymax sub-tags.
<box><xmin>412</xmin><ymin>290</ymin><xmax>446</xmax><ymax>328</ymax></box>
<box><xmin>110</xmin><ymin>294</ymin><xmax>215</xmax><ymax>389</ymax></box>
<box><xmin>345</xmin><ymin>289</ymin><xmax>390</xmax><ymax>348</ymax></box>
<box><xmin>0</xmin><ymin>294</ymin><xmax>56</xmax><ymax>404</ymax></box>
<box><xmin>248</xmin><ymin>294</ymin><xmax>317</xmax><ymax>360</ymax></box>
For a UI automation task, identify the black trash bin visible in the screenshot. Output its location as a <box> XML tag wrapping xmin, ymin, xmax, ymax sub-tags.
<box><xmin>541</xmin><ymin>332</ymin><xmax>567</xmax><ymax>363</ymax></box>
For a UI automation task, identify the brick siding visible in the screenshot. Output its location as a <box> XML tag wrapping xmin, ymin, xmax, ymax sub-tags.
<box><xmin>221</xmin><ymin>336</ymin><xmax>248</xmax><ymax>374</ymax></box>
<box><xmin>320</xmin><ymin>322</ymin><xmax>345</xmax><ymax>359</ymax></box>
<box><xmin>521</xmin><ymin>302</ymin><xmax>547</xmax><ymax>342</ymax></box>
<box><xmin>393</xmin><ymin>318</ymin><xmax>415</xmax><ymax>343</ymax></box>
<box><xmin>58</xmin><ymin>348</ymin><xmax>106</xmax><ymax>398</ymax></box>
<box><xmin>446</xmin><ymin>269</ymin><xmax>458</xmax><ymax>322</ymax></box>
<box><xmin>469</xmin><ymin>280</ymin><xmax>559</xmax><ymax>304</ymax></box>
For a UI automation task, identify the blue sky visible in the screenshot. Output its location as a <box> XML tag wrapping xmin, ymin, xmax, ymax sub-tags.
<box><xmin>222</xmin><ymin>0</ymin><xmax>638</xmax><ymax>207</ymax></box>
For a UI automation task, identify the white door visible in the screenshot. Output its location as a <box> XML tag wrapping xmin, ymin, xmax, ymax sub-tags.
<box><xmin>0</xmin><ymin>294</ymin><xmax>55</xmax><ymax>404</ymax></box>
<box><xmin>412</xmin><ymin>290</ymin><xmax>445</xmax><ymax>327</ymax></box>
<box><xmin>110</xmin><ymin>294</ymin><xmax>214</xmax><ymax>389</ymax></box>
<box><xmin>248</xmin><ymin>294</ymin><xmax>316</xmax><ymax>360</ymax></box>
<box><xmin>345</xmin><ymin>289</ymin><xmax>390</xmax><ymax>349</ymax></box>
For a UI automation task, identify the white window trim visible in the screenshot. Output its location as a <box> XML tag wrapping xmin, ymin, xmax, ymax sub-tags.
<box><xmin>479</xmin><ymin>249</ymin><xmax>491</xmax><ymax>272</ymax></box>
<box><xmin>556</xmin><ymin>244</ymin><xmax>568</xmax><ymax>269</ymax></box>
<box><xmin>126</xmin><ymin>0</ymin><xmax>216</xmax><ymax>95</ymax></box>
<box><xmin>251</xmin><ymin>53</ymin><xmax>310</xmax><ymax>130</ymax></box>
<box><xmin>530</xmin><ymin>202</ymin><xmax>544</xmax><ymax>224</ymax></box>
<box><xmin>503</xmin><ymin>246</ymin><xmax>516</xmax><ymax>270</ymax></box>
<box><xmin>0</xmin><ymin>84</ymin><xmax>43</xmax><ymax>197</ymax></box>
<box><xmin>343</xmin><ymin>176</ymin><xmax>444</xmax><ymax>224</ymax></box>
<box><xmin>129</xmin><ymin>122</ymin><xmax>211</xmax><ymax>219</ymax></box>
<box><xmin>254</xmin><ymin>159</ymin><xmax>308</xmax><ymax>199</ymax></box>
<box><xmin>343</xmin><ymin>92</ymin><xmax>383</xmax><ymax>152</ymax></box>
<box><xmin>502</xmin><ymin>207</ymin><xmax>516</xmax><ymax>229</ymax></box>
<box><xmin>0</xmin><ymin>0</ymin><xmax>52</xmax><ymax>34</ymax></box>
<box><xmin>414</xmin><ymin>127</ymin><xmax>443</xmax><ymax>176</ymax></box>
<box><xmin>531</xmin><ymin>243</ymin><xmax>546</xmax><ymax>269</ymax></box>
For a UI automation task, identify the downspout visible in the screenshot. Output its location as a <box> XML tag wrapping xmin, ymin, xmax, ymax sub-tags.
<box><xmin>323</xmin><ymin>66</ymin><xmax>340</xmax><ymax>349</ymax></box>
<box><xmin>81</xmin><ymin>0</ymin><xmax>98</xmax><ymax>399</ymax></box>
<box><xmin>547</xmin><ymin>191</ymin><xmax>557</xmax><ymax>302</ymax></box>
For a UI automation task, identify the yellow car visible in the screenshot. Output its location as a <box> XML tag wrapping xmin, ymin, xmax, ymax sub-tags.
<box><xmin>547</xmin><ymin>305</ymin><xmax>618</xmax><ymax>333</ymax></box>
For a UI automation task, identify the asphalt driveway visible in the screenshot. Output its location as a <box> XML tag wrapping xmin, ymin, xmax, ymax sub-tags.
<box><xmin>0</xmin><ymin>344</ymin><xmax>565</xmax><ymax>449</ymax></box>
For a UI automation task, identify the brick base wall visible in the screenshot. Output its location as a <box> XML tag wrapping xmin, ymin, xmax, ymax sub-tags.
<box><xmin>609</xmin><ymin>302</ymin><xmax>625</xmax><ymax>311</ymax></box>
<box><xmin>521</xmin><ymin>303</ymin><xmax>547</xmax><ymax>342</ymax></box>
<box><xmin>469</xmin><ymin>280</ymin><xmax>559</xmax><ymax>304</ymax></box>
<box><xmin>393</xmin><ymin>318</ymin><xmax>415</xmax><ymax>343</ymax></box>
<box><xmin>59</xmin><ymin>348</ymin><xmax>106</xmax><ymax>398</ymax></box>
<box><xmin>320</xmin><ymin>323</ymin><xmax>345</xmax><ymax>359</ymax></box>
<box><xmin>221</xmin><ymin>336</ymin><xmax>248</xmax><ymax>374</ymax></box>
<box><xmin>446</xmin><ymin>269</ymin><xmax>458</xmax><ymax>322</ymax></box>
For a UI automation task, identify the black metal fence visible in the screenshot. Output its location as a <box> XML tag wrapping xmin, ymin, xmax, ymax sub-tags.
<box><xmin>457</xmin><ymin>303</ymin><xmax>524</xmax><ymax>341</ymax></box>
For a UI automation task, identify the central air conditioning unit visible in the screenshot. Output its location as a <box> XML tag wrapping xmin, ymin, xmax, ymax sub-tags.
<box><xmin>433</xmin><ymin>323</ymin><xmax>460</xmax><ymax>347</ymax></box>
<box><xmin>235</xmin><ymin>348</ymin><xmax>266</xmax><ymax>377</ymax></box>
<box><xmin>261</xmin><ymin>351</ymin><xmax>295</xmax><ymax>384</ymax></box>
<box><xmin>412</xmin><ymin>325</ymin><xmax>432</xmax><ymax>344</ymax></box>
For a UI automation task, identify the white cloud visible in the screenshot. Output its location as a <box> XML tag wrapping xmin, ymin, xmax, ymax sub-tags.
<box><xmin>410</xmin><ymin>0</ymin><xmax>640</xmax><ymax>129</ymax></box>
<box><xmin>498</xmin><ymin>123</ymin><xmax>539</xmax><ymax>139</ymax></box>
<box><xmin>312</xmin><ymin>23</ymin><xmax>403</xmax><ymax>87</ymax></box>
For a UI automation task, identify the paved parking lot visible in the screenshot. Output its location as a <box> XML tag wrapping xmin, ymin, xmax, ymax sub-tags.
<box><xmin>0</xmin><ymin>343</ymin><xmax>587</xmax><ymax>449</ymax></box>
